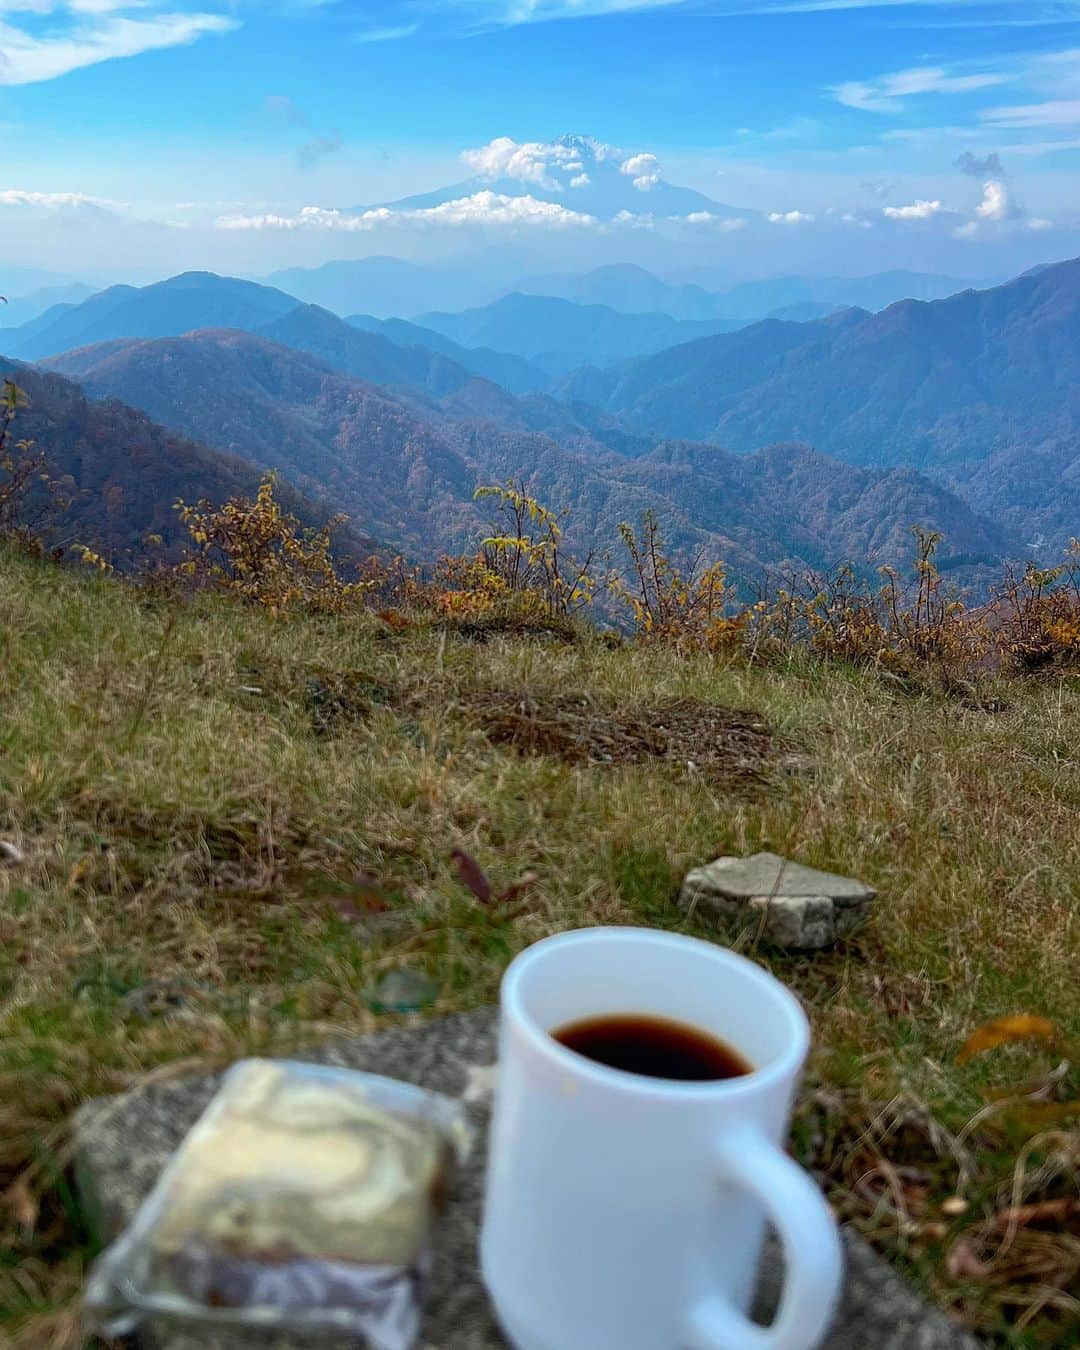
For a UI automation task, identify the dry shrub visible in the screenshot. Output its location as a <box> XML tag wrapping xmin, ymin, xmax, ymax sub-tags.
<box><xmin>995</xmin><ymin>547</ymin><xmax>1080</xmax><ymax>674</ymax></box>
<box><xmin>363</xmin><ymin>483</ymin><xmax>597</xmax><ymax>632</ymax></box>
<box><xmin>612</xmin><ymin>509</ymin><xmax>758</xmax><ymax>651</ymax></box>
<box><xmin>175</xmin><ymin>474</ymin><xmax>371</xmax><ymax>615</ymax></box>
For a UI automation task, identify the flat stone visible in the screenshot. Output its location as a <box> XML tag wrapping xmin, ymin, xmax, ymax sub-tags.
<box><xmin>680</xmin><ymin>852</ymin><xmax>877</xmax><ymax>950</ymax></box>
<box><xmin>75</xmin><ymin>1009</ymin><xmax>978</xmax><ymax>1349</ymax></box>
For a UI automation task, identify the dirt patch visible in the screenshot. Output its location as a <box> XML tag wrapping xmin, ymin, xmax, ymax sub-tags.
<box><xmin>464</xmin><ymin>690</ymin><xmax>796</xmax><ymax>785</ymax></box>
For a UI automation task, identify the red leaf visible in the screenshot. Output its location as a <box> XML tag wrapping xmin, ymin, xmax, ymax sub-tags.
<box><xmin>451</xmin><ymin>849</ymin><xmax>492</xmax><ymax>904</ymax></box>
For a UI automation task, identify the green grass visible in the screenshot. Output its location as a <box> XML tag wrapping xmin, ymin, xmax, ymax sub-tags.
<box><xmin>0</xmin><ymin>548</ymin><xmax>1077</xmax><ymax>1346</ymax></box>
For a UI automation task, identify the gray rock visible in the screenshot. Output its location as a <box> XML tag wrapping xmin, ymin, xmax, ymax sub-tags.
<box><xmin>680</xmin><ymin>852</ymin><xmax>876</xmax><ymax>950</ymax></box>
<box><xmin>75</xmin><ymin>1008</ymin><xmax>977</xmax><ymax>1349</ymax></box>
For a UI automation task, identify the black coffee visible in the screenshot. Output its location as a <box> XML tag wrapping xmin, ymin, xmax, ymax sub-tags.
<box><xmin>553</xmin><ymin>1014</ymin><xmax>751</xmax><ymax>1082</ymax></box>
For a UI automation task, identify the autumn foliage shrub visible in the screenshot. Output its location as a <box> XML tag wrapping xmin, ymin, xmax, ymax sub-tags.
<box><xmin>611</xmin><ymin>510</ymin><xmax>758</xmax><ymax>651</ymax></box>
<box><xmin>174</xmin><ymin>474</ymin><xmax>371</xmax><ymax>615</ymax></box>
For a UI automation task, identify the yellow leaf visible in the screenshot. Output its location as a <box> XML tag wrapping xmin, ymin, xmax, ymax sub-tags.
<box><xmin>958</xmin><ymin>1014</ymin><xmax>1057</xmax><ymax>1065</ymax></box>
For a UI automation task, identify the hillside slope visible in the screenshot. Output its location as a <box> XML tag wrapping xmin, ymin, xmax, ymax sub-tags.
<box><xmin>44</xmin><ymin>329</ymin><xmax>1015</xmax><ymax>576</ymax></box>
<box><xmin>0</xmin><ymin>358</ymin><xmax>354</xmax><ymax>563</ymax></box>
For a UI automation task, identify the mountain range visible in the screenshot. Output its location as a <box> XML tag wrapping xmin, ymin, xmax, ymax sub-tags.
<box><xmin>42</xmin><ymin>326</ymin><xmax>1016</xmax><ymax>578</ymax></box>
<box><xmin>7</xmin><ymin>251</ymin><xmax>1080</xmax><ymax>579</ymax></box>
<box><xmin>557</xmin><ymin>256</ymin><xmax>1080</xmax><ymax>550</ymax></box>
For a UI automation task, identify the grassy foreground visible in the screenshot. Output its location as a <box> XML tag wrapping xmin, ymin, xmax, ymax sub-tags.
<box><xmin>0</xmin><ymin>548</ymin><xmax>1077</xmax><ymax>1347</ymax></box>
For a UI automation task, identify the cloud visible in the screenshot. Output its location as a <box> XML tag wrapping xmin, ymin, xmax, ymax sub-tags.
<box><xmin>0</xmin><ymin>5</ymin><xmax>236</xmax><ymax>86</ymax></box>
<box><xmin>981</xmin><ymin>99</ymin><xmax>1080</xmax><ymax>128</ymax></box>
<box><xmin>768</xmin><ymin>209</ymin><xmax>814</xmax><ymax>224</ymax></box>
<box><xmin>568</xmin><ymin>172</ymin><xmax>591</xmax><ymax>188</ymax></box>
<box><xmin>831</xmin><ymin>65</ymin><xmax>1011</xmax><ymax>113</ymax></box>
<box><xmin>216</xmin><ymin>190</ymin><xmax>599</xmax><ymax>231</ymax></box>
<box><xmin>0</xmin><ymin>188</ymin><xmax>116</xmax><ymax>209</ymax></box>
<box><xmin>679</xmin><ymin>211</ymin><xmax>747</xmax><ymax>229</ymax></box>
<box><xmin>354</xmin><ymin>23</ymin><xmax>421</xmax><ymax>42</ymax></box>
<box><xmin>955</xmin><ymin>150</ymin><xmax>1004</xmax><ymax>177</ymax></box>
<box><xmin>620</xmin><ymin>152</ymin><xmax>660</xmax><ymax>190</ymax></box>
<box><xmin>883</xmin><ymin>198</ymin><xmax>945</xmax><ymax>220</ymax></box>
<box><xmin>975</xmin><ymin>178</ymin><xmax>1016</xmax><ymax>221</ymax></box>
<box><xmin>954</xmin><ymin>176</ymin><xmax>1038</xmax><ymax>238</ymax></box>
<box><xmin>461</xmin><ymin>135</ymin><xmax>603</xmax><ymax>189</ymax></box>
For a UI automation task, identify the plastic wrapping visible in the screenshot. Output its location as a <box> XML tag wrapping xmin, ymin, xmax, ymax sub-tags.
<box><xmin>84</xmin><ymin>1059</ymin><xmax>473</xmax><ymax>1349</ymax></box>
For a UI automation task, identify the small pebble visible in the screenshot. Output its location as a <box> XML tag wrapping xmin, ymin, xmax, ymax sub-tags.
<box><xmin>365</xmin><ymin>968</ymin><xmax>440</xmax><ymax>1014</ymax></box>
<box><xmin>0</xmin><ymin>840</ymin><xmax>24</xmax><ymax>867</ymax></box>
<box><xmin>941</xmin><ymin>1197</ymin><xmax>969</xmax><ymax>1217</ymax></box>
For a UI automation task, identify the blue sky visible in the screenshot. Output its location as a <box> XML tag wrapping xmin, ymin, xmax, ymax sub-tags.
<box><xmin>2</xmin><ymin>1</ymin><xmax>1079</xmax><ymax>282</ymax></box>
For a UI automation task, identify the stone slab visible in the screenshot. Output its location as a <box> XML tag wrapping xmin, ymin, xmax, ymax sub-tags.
<box><xmin>75</xmin><ymin>1008</ymin><xmax>979</xmax><ymax>1349</ymax></box>
<box><xmin>680</xmin><ymin>853</ymin><xmax>877</xmax><ymax>950</ymax></box>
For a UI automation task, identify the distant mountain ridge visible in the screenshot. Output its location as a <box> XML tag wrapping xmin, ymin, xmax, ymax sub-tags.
<box><xmin>0</xmin><ymin>272</ymin><xmax>299</xmax><ymax>362</ymax></box>
<box><xmin>416</xmin><ymin>293</ymin><xmax>747</xmax><ymax>375</ymax></box>
<box><xmin>557</xmin><ymin>257</ymin><xmax>1080</xmax><ymax>551</ymax></box>
<box><xmin>42</xmin><ymin>328</ymin><xmax>1016</xmax><ymax>578</ymax></box>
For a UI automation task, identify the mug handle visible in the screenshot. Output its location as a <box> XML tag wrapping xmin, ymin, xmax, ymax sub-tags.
<box><xmin>687</xmin><ymin>1125</ymin><xmax>844</xmax><ymax>1350</ymax></box>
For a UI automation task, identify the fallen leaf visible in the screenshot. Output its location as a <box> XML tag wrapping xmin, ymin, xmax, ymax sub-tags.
<box><xmin>947</xmin><ymin>1235</ymin><xmax>991</xmax><ymax>1281</ymax></box>
<box><xmin>993</xmin><ymin>1198</ymin><xmax>1080</xmax><ymax>1231</ymax></box>
<box><xmin>451</xmin><ymin>849</ymin><xmax>492</xmax><ymax>905</ymax></box>
<box><xmin>958</xmin><ymin>1014</ymin><xmax>1058</xmax><ymax>1065</ymax></box>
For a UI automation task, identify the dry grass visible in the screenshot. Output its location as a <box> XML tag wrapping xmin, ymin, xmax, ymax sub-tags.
<box><xmin>0</xmin><ymin>548</ymin><xmax>1077</xmax><ymax>1347</ymax></box>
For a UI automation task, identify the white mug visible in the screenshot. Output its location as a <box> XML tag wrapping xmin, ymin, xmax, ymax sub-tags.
<box><xmin>481</xmin><ymin>928</ymin><xmax>843</xmax><ymax>1350</ymax></box>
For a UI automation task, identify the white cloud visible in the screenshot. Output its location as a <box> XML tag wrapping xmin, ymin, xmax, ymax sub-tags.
<box><xmin>954</xmin><ymin>178</ymin><xmax>1028</xmax><ymax>238</ymax></box>
<box><xmin>1028</xmin><ymin>216</ymin><xmax>1055</xmax><ymax>230</ymax></box>
<box><xmin>461</xmin><ymin>135</ymin><xmax>604</xmax><ymax>189</ymax></box>
<box><xmin>678</xmin><ymin>211</ymin><xmax>747</xmax><ymax>229</ymax></box>
<box><xmin>831</xmin><ymin>65</ymin><xmax>1011</xmax><ymax>114</ymax></box>
<box><xmin>0</xmin><ymin>5</ymin><xmax>236</xmax><ymax>86</ymax></box>
<box><xmin>0</xmin><ymin>188</ymin><xmax>115</xmax><ymax>208</ymax></box>
<box><xmin>883</xmin><ymin>198</ymin><xmax>945</xmax><ymax>220</ymax></box>
<box><xmin>768</xmin><ymin>209</ymin><xmax>815</xmax><ymax>224</ymax></box>
<box><xmin>569</xmin><ymin>172</ymin><xmax>591</xmax><ymax>188</ymax></box>
<box><xmin>612</xmin><ymin>208</ymin><xmax>655</xmax><ymax>228</ymax></box>
<box><xmin>975</xmin><ymin>178</ymin><xmax>1013</xmax><ymax>221</ymax></box>
<box><xmin>620</xmin><ymin>152</ymin><xmax>660</xmax><ymax>190</ymax></box>
<box><xmin>216</xmin><ymin>190</ymin><xmax>599</xmax><ymax>232</ymax></box>
<box><xmin>981</xmin><ymin>98</ymin><xmax>1080</xmax><ymax>128</ymax></box>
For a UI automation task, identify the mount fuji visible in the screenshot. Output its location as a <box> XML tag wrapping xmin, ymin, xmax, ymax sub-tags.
<box><xmin>350</xmin><ymin>134</ymin><xmax>747</xmax><ymax>226</ymax></box>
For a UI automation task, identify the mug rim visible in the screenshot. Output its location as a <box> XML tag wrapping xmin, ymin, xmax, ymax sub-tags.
<box><xmin>501</xmin><ymin>926</ymin><xmax>810</xmax><ymax>1098</ymax></box>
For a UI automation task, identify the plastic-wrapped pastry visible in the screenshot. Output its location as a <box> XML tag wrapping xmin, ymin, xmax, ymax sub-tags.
<box><xmin>84</xmin><ymin>1060</ymin><xmax>472</xmax><ymax>1348</ymax></box>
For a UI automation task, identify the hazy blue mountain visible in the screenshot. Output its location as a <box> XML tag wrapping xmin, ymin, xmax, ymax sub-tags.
<box><xmin>0</xmin><ymin>282</ymin><xmax>97</xmax><ymax>328</ymax></box>
<box><xmin>43</xmin><ymin>327</ymin><xmax>1012</xmax><ymax>578</ymax></box>
<box><xmin>557</xmin><ymin>257</ymin><xmax>1080</xmax><ymax>550</ymax></box>
<box><xmin>416</xmin><ymin>293</ymin><xmax>746</xmax><ymax>374</ymax></box>
<box><xmin>264</xmin><ymin>256</ymin><xmax>484</xmax><ymax>318</ymax></box>
<box><xmin>345</xmin><ymin>313</ymin><xmax>550</xmax><ymax>393</ymax></box>
<box><xmin>513</xmin><ymin>264</ymin><xmax>730</xmax><ymax>319</ymax></box>
<box><xmin>706</xmin><ymin>270</ymin><xmax>985</xmax><ymax>320</ymax></box>
<box><xmin>0</xmin><ymin>272</ymin><xmax>299</xmax><ymax>361</ymax></box>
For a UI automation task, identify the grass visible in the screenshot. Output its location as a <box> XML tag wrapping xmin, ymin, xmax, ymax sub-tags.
<box><xmin>0</xmin><ymin>546</ymin><xmax>1077</xmax><ymax>1347</ymax></box>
